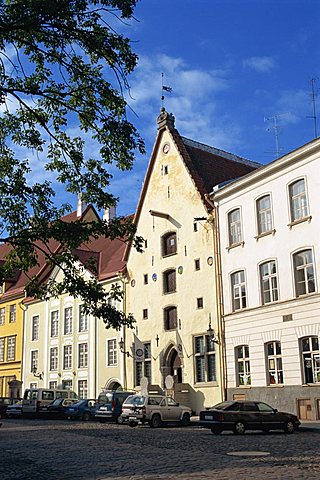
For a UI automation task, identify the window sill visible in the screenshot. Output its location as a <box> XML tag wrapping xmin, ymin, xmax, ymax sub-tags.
<box><xmin>255</xmin><ymin>229</ymin><xmax>276</xmax><ymax>240</ymax></box>
<box><xmin>288</xmin><ymin>215</ymin><xmax>312</xmax><ymax>229</ymax></box>
<box><xmin>302</xmin><ymin>383</ymin><xmax>320</xmax><ymax>387</ymax></box>
<box><xmin>227</xmin><ymin>241</ymin><xmax>245</xmax><ymax>251</ymax></box>
<box><xmin>194</xmin><ymin>381</ymin><xmax>218</xmax><ymax>387</ymax></box>
<box><xmin>236</xmin><ymin>385</ymin><xmax>252</xmax><ymax>389</ymax></box>
<box><xmin>163</xmin><ymin>290</ymin><xmax>177</xmax><ymax>295</ymax></box>
<box><xmin>267</xmin><ymin>384</ymin><xmax>284</xmax><ymax>388</ymax></box>
<box><xmin>162</xmin><ymin>253</ymin><xmax>177</xmax><ymax>259</ymax></box>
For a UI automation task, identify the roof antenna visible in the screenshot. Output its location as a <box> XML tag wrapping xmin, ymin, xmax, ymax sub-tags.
<box><xmin>161</xmin><ymin>72</ymin><xmax>172</xmax><ymax>110</ymax></box>
<box><xmin>307</xmin><ymin>78</ymin><xmax>318</xmax><ymax>138</ymax></box>
<box><xmin>264</xmin><ymin>113</ymin><xmax>290</xmax><ymax>158</ymax></box>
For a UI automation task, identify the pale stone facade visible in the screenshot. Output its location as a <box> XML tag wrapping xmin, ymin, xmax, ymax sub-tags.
<box><xmin>212</xmin><ymin>137</ymin><xmax>320</xmax><ymax>419</ymax></box>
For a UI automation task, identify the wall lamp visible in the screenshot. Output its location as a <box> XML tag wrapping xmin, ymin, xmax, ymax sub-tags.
<box><xmin>118</xmin><ymin>337</ymin><xmax>133</xmax><ymax>358</ymax></box>
<box><xmin>207</xmin><ymin>320</ymin><xmax>220</xmax><ymax>345</ymax></box>
<box><xmin>31</xmin><ymin>367</ymin><xmax>43</xmax><ymax>380</ymax></box>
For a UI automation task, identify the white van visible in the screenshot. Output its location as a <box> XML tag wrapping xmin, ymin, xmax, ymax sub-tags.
<box><xmin>22</xmin><ymin>388</ymin><xmax>78</xmax><ymax>416</ymax></box>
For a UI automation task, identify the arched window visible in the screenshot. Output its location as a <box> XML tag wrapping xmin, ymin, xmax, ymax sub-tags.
<box><xmin>162</xmin><ymin>232</ymin><xmax>177</xmax><ymax>256</ymax></box>
<box><xmin>231</xmin><ymin>270</ymin><xmax>247</xmax><ymax>311</ymax></box>
<box><xmin>301</xmin><ymin>336</ymin><xmax>320</xmax><ymax>384</ymax></box>
<box><xmin>235</xmin><ymin>345</ymin><xmax>251</xmax><ymax>386</ymax></box>
<box><xmin>289</xmin><ymin>179</ymin><xmax>308</xmax><ymax>222</ymax></box>
<box><xmin>260</xmin><ymin>260</ymin><xmax>278</xmax><ymax>304</ymax></box>
<box><xmin>256</xmin><ymin>194</ymin><xmax>273</xmax><ymax>234</ymax></box>
<box><xmin>228</xmin><ymin>208</ymin><xmax>242</xmax><ymax>246</ymax></box>
<box><xmin>293</xmin><ymin>249</ymin><xmax>315</xmax><ymax>296</ymax></box>
<box><xmin>266</xmin><ymin>341</ymin><xmax>283</xmax><ymax>384</ymax></box>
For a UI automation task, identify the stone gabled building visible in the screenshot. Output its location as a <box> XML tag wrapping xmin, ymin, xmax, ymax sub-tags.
<box><xmin>124</xmin><ymin>109</ymin><xmax>259</xmax><ymax>413</ymax></box>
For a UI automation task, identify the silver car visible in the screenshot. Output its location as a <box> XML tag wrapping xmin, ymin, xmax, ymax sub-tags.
<box><xmin>121</xmin><ymin>394</ymin><xmax>192</xmax><ymax>428</ymax></box>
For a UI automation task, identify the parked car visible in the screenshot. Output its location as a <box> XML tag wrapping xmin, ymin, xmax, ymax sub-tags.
<box><xmin>6</xmin><ymin>400</ymin><xmax>23</xmax><ymax>418</ymax></box>
<box><xmin>95</xmin><ymin>390</ymin><xmax>134</xmax><ymax>424</ymax></box>
<box><xmin>199</xmin><ymin>400</ymin><xmax>301</xmax><ymax>435</ymax></box>
<box><xmin>22</xmin><ymin>388</ymin><xmax>78</xmax><ymax>417</ymax></box>
<box><xmin>0</xmin><ymin>397</ymin><xmax>21</xmax><ymax>418</ymax></box>
<box><xmin>65</xmin><ymin>399</ymin><xmax>97</xmax><ymax>421</ymax></box>
<box><xmin>41</xmin><ymin>398</ymin><xmax>76</xmax><ymax>419</ymax></box>
<box><xmin>121</xmin><ymin>394</ymin><xmax>192</xmax><ymax>428</ymax></box>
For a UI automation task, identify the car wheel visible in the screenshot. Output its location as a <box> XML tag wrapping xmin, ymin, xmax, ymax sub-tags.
<box><xmin>116</xmin><ymin>415</ymin><xmax>124</xmax><ymax>425</ymax></box>
<box><xmin>180</xmin><ymin>413</ymin><xmax>190</xmax><ymax>427</ymax></box>
<box><xmin>82</xmin><ymin>412</ymin><xmax>91</xmax><ymax>421</ymax></box>
<box><xmin>233</xmin><ymin>421</ymin><xmax>246</xmax><ymax>435</ymax></box>
<box><xmin>99</xmin><ymin>419</ymin><xmax>106</xmax><ymax>424</ymax></box>
<box><xmin>211</xmin><ymin>426</ymin><xmax>222</xmax><ymax>435</ymax></box>
<box><xmin>149</xmin><ymin>414</ymin><xmax>162</xmax><ymax>428</ymax></box>
<box><xmin>284</xmin><ymin>420</ymin><xmax>295</xmax><ymax>434</ymax></box>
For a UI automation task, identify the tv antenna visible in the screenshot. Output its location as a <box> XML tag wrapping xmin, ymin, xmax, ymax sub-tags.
<box><xmin>307</xmin><ymin>78</ymin><xmax>318</xmax><ymax>138</ymax></box>
<box><xmin>264</xmin><ymin>113</ymin><xmax>290</xmax><ymax>158</ymax></box>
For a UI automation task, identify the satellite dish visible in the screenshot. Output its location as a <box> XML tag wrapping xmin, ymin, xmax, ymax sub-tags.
<box><xmin>140</xmin><ymin>376</ymin><xmax>149</xmax><ymax>396</ymax></box>
<box><xmin>165</xmin><ymin>375</ymin><xmax>174</xmax><ymax>389</ymax></box>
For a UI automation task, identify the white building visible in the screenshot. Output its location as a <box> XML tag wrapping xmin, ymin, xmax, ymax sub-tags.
<box><xmin>212</xmin><ymin>137</ymin><xmax>320</xmax><ymax>420</ymax></box>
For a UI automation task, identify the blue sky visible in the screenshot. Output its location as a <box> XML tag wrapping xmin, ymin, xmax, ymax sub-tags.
<box><xmin>109</xmin><ymin>0</ymin><xmax>320</xmax><ymax>215</ymax></box>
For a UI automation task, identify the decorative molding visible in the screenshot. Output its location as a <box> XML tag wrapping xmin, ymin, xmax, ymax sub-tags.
<box><xmin>261</xmin><ymin>330</ymin><xmax>282</xmax><ymax>343</ymax></box>
<box><xmin>295</xmin><ymin>324</ymin><xmax>320</xmax><ymax>339</ymax></box>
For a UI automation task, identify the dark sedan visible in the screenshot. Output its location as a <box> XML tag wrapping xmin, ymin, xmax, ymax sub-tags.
<box><xmin>199</xmin><ymin>400</ymin><xmax>301</xmax><ymax>435</ymax></box>
<box><xmin>40</xmin><ymin>398</ymin><xmax>76</xmax><ymax>419</ymax></box>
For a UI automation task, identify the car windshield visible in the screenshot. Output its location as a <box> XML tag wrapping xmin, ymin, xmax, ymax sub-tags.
<box><xmin>51</xmin><ymin>399</ymin><xmax>63</xmax><ymax>406</ymax></box>
<box><xmin>71</xmin><ymin>400</ymin><xmax>86</xmax><ymax>407</ymax></box>
<box><xmin>124</xmin><ymin>395</ymin><xmax>145</xmax><ymax>406</ymax></box>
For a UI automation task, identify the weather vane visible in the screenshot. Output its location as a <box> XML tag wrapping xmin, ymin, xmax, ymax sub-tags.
<box><xmin>161</xmin><ymin>72</ymin><xmax>172</xmax><ymax>109</ymax></box>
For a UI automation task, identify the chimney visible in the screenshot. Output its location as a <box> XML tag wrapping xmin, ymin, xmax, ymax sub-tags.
<box><xmin>77</xmin><ymin>193</ymin><xmax>87</xmax><ymax>218</ymax></box>
<box><xmin>103</xmin><ymin>206</ymin><xmax>116</xmax><ymax>222</ymax></box>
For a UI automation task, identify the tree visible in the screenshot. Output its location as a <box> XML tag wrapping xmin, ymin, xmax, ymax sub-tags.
<box><xmin>0</xmin><ymin>0</ymin><xmax>144</xmax><ymax>329</ymax></box>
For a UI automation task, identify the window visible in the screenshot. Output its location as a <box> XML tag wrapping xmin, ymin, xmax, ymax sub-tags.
<box><xmin>62</xmin><ymin>380</ymin><xmax>72</xmax><ymax>391</ymax></box>
<box><xmin>197</xmin><ymin>297</ymin><xmax>203</xmax><ymax>309</ymax></box>
<box><xmin>79</xmin><ymin>305</ymin><xmax>88</xmax><ymax>332</ymax></box>
<box><xmin>257</xmin><ymin>195</ymin><xmax>273</xmax><ymax>234</ymax></box>
<box><xmin>78</xmin><ymin>380</ymin><xmax>88</xmax><ymax>399</ymax></box>
<box><xmin>228</xmin><ymin>208</ymin><xmax>242</xmax><ymax>246</ymax></box>
<box><xmin>107</xmin><ymin>339</ymin><xmax>117</xmax><ymax>367</ymax></box>
<box><xmin>49</xmin><ymin>381</ymin><xmax>57</xmax><ymax>389</ymax></box>
<box><xmin>164</xmin><ymin>306</ymin><xmax>177</xmax><ymax>330</ymax></box>
<box><xmin>194</xmin><ymin>259</ymin><xmax>200</xmax><ymax>271</ymax></box>
<box><xmin>0</xmin><ymin>338</ymin><xmax>4</xmax><ymax>362</ymax></box>
<box><xmin>7</xmin><ymin>336</ymin><xmax>16</xmax><ymax>361</ymax></box>
<box><xmin>231</xmin><ymin>270</ymin><xmax>247</xmax><ymax>311</ymax></box>
<box><xmin>266</xmin><ymin>341</ymin><xmax>283</xmax><ymax>384</ymax></box>
<box><xmin>143</xmin><ymin>309</ymin><xmax>148</xmax><ymax>320</ymax></box>
<box><xmin>78</xmin><ymin>343</ymin><xmax>88</xmax><ymax>368</ymax></box>
<box><xmin>293</xmin><ymin>249</ymin><xmax>315</xmax><ymax>296</ymax></box>
<box><xmin>144</xmin><ymin>274</ymin><xmax>148</xmax><ymax>285</ymax></box>
<box><xmin>236</xmin><ymin>345</ymin><xmax>251</xmax><ymax>386</ymax></box>
<box><xmin>194</xmin><ymin>335</ymin><xmax>216</xmax><ymax>383</ymax></box>
<box><xmin>30</xmin><ymin>382</ymin><xmax>37</xmax><ymax>389</ymax></box>
<box><xmin>260</xmin><ymin>261</ymin><xmax>279</xmax><ymax>304</ymax></box>
<box><xmin>289</xmin><ymin>179</ymin><xmax>308</xmax><ymax>222</ymax></box>
<box><xmin>163</xmin><ymin>269</ymin><xmax>176</xmax><ymax>294</ymax></box>
<box><xmin>301</xmin><ymin>336</ymin><xmax>320</xmax><ymax>384</ymax></box>
<box><xmin>63</xmin><ymin>345</ymin><xmax>72</xmax><ymax>370</ymax></box>
<box><xmin>164</xmin><ymin>165</ymin><xmax>168</xmax><ymax>175</ymax></box>
<box><xmin>9</xmin><ymin>304</ymin><xmax>16</xmax><ymax>323</ymax></box>
<box><xmin>135</xmin><ymin>343</ymin><xmax>151</xmax><ymax>386</ymax></box>
<box><xmin>0</xmin><ymin>307</ymin><xmax>5</xmax><ymax>325</ymax></box>
<box><xmin>32</xmin><ymin>315</ymin><xmax>40</xmax><ymax>341</ymax></box>
<box><xmin>50</xmin><ymin>347</ymin><xmax>58</xmax><ymax>371</ymax></box>
<box><xmin>64</xmin><ymin>307</ymin><xmax>73</xmax><ymax>335</ymax></box>
<box><xmin>162</xmin><ymin>232</ymin><xmax>177</xmax><ymax>256</ymax></box>
<box><xmin>31</xmin><ymin>350</ymin><xmax>38</xmax><ymax>372</ymax></box>
<box><xmin>193</xmin><ymin>222</ymin><xmax>198</xmax><ymax>232</ymax></box>
<box><xmin>50</xmin><ymin>310</ymin><xmax>59</xmax><ymax>337</ymax></box>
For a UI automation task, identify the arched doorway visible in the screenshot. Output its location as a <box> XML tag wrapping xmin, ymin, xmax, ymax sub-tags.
<box><xmin>105</xmin><ymin>379</ymin><xmax>122</xmax><ymax>391</ymax></box>
<box><xmin>162</xmin><ymin>344</ymin><xmax>182</xmax><ymax>385</ymax></box>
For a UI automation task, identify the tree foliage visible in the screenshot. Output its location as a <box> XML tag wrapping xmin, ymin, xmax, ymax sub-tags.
<box><xmin>0</xmin><ymin>0</ymin><xmax>144</xmax><ymax>328</ymax></box>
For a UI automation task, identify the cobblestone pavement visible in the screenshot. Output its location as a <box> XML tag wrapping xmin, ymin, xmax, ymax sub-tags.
<box><xmin>1</xmin><ymin>418</ymin><xmax>320</xmax><ymax>480</ymax></box>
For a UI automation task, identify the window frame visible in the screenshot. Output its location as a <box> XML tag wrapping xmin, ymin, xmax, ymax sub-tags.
<box><xmin>78</xmin><ymin>379</ymin><xmax>88</xmax><ymax>399</ymax></box>
<box><xmin>193</xmin><ymin>334</ymin><xmax>216</xmax><ymax>384</ymax></box>
<box><xmin>49</xmin><ymin>346</ymin><xmax>58</xmax><ymax>371</ymax></box>
<box><xmin>288</xmin><ymin>178</ymin><xmax>309</xmax><ymax>223</ymax></box>
<box><xmin>31</xmin><ymin>315</ymin><xmax>40</xmax><ymax>341</ymax></box>
<box><xmin>7</xmin><ymin>335</ymin><xmax>16</xmax><ymax>361</ymax></box>
<box><xmin>231</xmin><ymin>270</ymin><xmax>247</xmax><ymax>311</ymax></box>
<box><xmin>79</xmin><ymin>305</ymin><xmax>88</xmax><ymax>332</ymax></box>
<box><xmin>30</xmin><ymin>349</ymin><xmax>39</xmax><ymax>372</ymax></box>
<box><xmin>163</xmin><ymin>268</ymin><xmax>176</xmax><ymax>294</ymax></box>
<box><xmin>259</xmin><ymin>260</ymin><xmax>279</xmax><ymax>304</ymax></box>
<box><xmin>228</xmin><ymin>208</ymin><xmax>242</xmax><ymax>246</ymax></box>
<box><xmin>64</xmin><ymin>306</ymin><xmax>73</xmax><ymax>335</ymax></box>
<box><xmin>265</xmin><ymin>341</ymin><xmax>283</xmax><ymax>385</ymax></box>
<box><xmin>300</xmin><ymin>336</ymin><xmax>320</xmax><ymax>384</ymax></box>
<box><xmin>0</xmin><ymin>307</ymin><xmax>5</xmax><ymax>325</ymax></box>
<box><xmin>9</xmin><ymin>304</ymin><xmax>16</xmax><ymax>323</ymax></box>
<box><xmin>163</xmin><ymin>306</ymin><xmax>178</xmax><ymax>331</ymax></box>
<box><xmin>135</xmin><ymin>342</ymin><xmax>152</xmax><ymax>387</ymax></box>
<box><xmin>63</xmin><ymin>344</ymin><xmax>72</xmax><ymax>370</ymax></box>
<box><xmin>161</xmin><ymin>231</ymin><xmax>177</xmax><ymax>257</ymax></box>
<box><xmin>235</xmin><ymin>345</ymin><xmax>251</xmax><ymax>386</ymax></box>
<box><xmin>50</xmin><ymin>310</ymin><xmax>59</xmax><ymax>337</ymax></box>
<box><xmin>78</xmin><ymin>342</ymin><xmax>88</xmax><ymax>368</ymax></box>
<box><xmin>107</xmin><ymin>338</ymin><xmax>118</xmax><ymax>367</ymax></box>
<box><xmin>256</xmin><ymin>194</ymin><xmax>273</xmax><ymax>235</ymax></box>
<box><xmin>0</xmin><ymin>337</ymin><xmax>5</xmax><ymax>362</ymax></box>
<box><xmin>293</xmin><ymin>248</ymin><xmax>316</xmax><ymax>297</ymax></box>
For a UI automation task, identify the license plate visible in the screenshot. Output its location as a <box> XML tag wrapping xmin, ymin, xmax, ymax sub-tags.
<box><xmin>129</xmin><ymin>416</ymin><xmax>136</xmax><ymax>421</ymax></box>
<box><xmin>204</xmin><ymin>415</ymin><xmax>213</xmax><ymax>420</ymax></box>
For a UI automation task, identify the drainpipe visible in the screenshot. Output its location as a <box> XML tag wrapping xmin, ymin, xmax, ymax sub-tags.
<box><xmin>120</xmin><ymin>274</ymin><xmax>128</xmax><ymax>390</ymax></box>
<box><xmin>205</xmin><ymin>194</ymin><xmax>227</xmax><ymax>402</ymax></box>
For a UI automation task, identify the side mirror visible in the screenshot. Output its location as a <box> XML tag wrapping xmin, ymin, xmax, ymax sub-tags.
<box><xmin>273</xmin><ymin>408</ymin><xmax>278</xmax><ymax>414</ymax></box>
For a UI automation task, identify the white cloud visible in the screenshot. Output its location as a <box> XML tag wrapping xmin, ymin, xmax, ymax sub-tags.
<box><xmin>243</xmin><ymin>56</ymin><xmax>276</xmax><ymax>73</ymax></box>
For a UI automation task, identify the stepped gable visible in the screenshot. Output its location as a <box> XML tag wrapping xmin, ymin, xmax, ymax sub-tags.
<box><xmin>171</xmin><ymin>132</ymin><xmax>261</xmax><ymax>207</ymax></box>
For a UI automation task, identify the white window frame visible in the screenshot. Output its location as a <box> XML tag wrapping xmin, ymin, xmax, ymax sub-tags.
<box><xmin>293</xmin><ymin>249</ymin><xmax>315</xmax><ymax>296</ymax></box>
<box><xmin>194</xmin><ymin>334</ymin><xmax>216</xmax><ymax>384</ymax></box>
<box><xmin>9</xmin><ymin>304</ymin><xmax>16</xmax><ymax>323</ymax></box>
<box><xmin>0</xmin><ymin>337</ymin><xmax>4</xmax><ymax>362</ymax></box>
<box><xmin>107</xmin><ymin>338</ymin><xmax>118</xmax><ymax>367</ymax></box>
<box><xmin>50</xmin><ymin>347</ymin><xmax>58</xmax><ymax>371</ymax></box>
<box><xmin>231</xmin><ymin>270</ymin><xmax>247</xmax><ymax>311</ymax></box>
<box><xmin>228</xmin><ymin>208</ymin><xmax>242</xmax><ymax>246</ymax></box>
<box><xmin>50</xmin><ymin>310</ymin><xmax>59</xmax><ymax>337</ymax></box>
<box><xmin>63</xmin><ymin>344</ymin><xmax>72</xmax><ymax>370</ymax></box>
<box><xmin>78</xmin><ymin>343</ymin><xmax>88</xmax><ymax>368</ymax></box>
<box><xmin>0</xmin><ymin>307</ymin><xmax>5</xmax><ymax>325</ymax></box>
<box><xmin>64</xmin><ymin>306</ymin><xmax>73</xmax><ymax>335</ymax></box>
<box><xmin>256</xmin><ymin>194</ymin><xmax>273</xmax><ymax>234</ymax></box>
<box><xmin>259</xmin><ymin>260</ymin><xmax>279</xmax><ymax>304</ymax></box>
<box><xmin>78</xmin><ymin>379</ymin><xmax>88</xmax><ymax>399</ymax></box>
<box><xmin>31</xmin><ymin>350</ymin><xmax>39</xmax><ymax>372</ymax></box>
<box><xmin>31</xmin><ymin>315</ymin><xmax>40</xmax><ymax>341</ymax></box>
<box><xmin>289</xmin><ymin>178</ymin><xmax>309</xmax><ymax>222</ymax></box>
<box><xmin>7</xmin><ymin>336</ymin><xmax>16</xmax><ymax>361</ymax></box>
<box><xmin>266</xmin><ymin>341</ymin><xmax>283</xmax><ymax>385</ymax></box>
<box><xmin>236</xmin><ymin>345</ymin><xmax>251</xmax><ymax>386</ymax></box>
<box><xmin>79</xmin><ymin>305</ymin><xmax>88</xmax><ymax>332</ymax></box>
